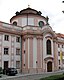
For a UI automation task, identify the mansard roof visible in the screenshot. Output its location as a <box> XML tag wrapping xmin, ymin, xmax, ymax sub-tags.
<box><xmin>20</xmin><ymin>7</ymin><xmax>40</xmax><ymax>14</ymax></box>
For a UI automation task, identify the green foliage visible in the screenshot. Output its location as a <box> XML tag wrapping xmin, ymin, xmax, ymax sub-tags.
<box><xmin>40</xmin><ymin>74</ymin><xmax>64</xmax><ymax>80</ymax></box>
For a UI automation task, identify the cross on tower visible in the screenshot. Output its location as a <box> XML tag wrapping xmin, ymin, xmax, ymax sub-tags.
<box><xmin>28</xmin><ymin>5</ymin><xmax>30</xmax><ymax>8</ymax></box>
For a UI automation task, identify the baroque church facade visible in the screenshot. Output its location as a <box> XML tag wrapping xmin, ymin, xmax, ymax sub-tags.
<box><xmin>0</xmin><ymin>7</ymin><xmax>64</xmax><ymax>73</ymax></box>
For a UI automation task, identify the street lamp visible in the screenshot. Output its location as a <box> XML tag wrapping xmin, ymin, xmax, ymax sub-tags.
<box><xmin>62</xmin><ymin>11</ymin><xmax>64</xmax><ymax>13</ymax></box>
<box><xmin>62</xmin><ymin>1</ymin><xmax>64</xmax><ymax>3</ymax></box>
<box><xmin>62</xmin><ymin>1</ymin><xmax>64</xmax><ymax>13</ymax></box>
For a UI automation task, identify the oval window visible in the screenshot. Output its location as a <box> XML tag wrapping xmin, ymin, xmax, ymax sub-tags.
<box><xmin>13</xmin><ymin>21</ymin><xmax>17</xmax><ymax>26</ymax></box>
<box><xmin>38</xmin><ymin>21</ymin><xmax>44</xmax><ymax>28</ymax></box>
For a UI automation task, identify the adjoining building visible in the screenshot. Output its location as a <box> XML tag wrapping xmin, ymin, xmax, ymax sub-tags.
<box><xmin>0</xmin><ymin>7</ymin><xmax>64</xmax><ymax>73</ymax></box>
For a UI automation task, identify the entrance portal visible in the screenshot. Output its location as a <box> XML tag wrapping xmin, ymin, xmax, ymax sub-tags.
<box><xmin>47</xmin><ymin>61</ymin><xmax>52</xmax><ymax>72</ymax></box>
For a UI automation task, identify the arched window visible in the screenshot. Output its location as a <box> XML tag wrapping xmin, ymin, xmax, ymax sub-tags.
<box><xmin>46</xmin><ymin>40</ymin><xmax>51</xmax><ymax>55</ymax></box>
<box><xmin>13</xmin><ymin>21</ymin><xmax>17</xmax><ymax>26</ymax></box>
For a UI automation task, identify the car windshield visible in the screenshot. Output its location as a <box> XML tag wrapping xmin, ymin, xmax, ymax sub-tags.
<box><xmin>11</xmin><ymin>68</ymin><xmax>16</xmax><ymax>71</ymax></box>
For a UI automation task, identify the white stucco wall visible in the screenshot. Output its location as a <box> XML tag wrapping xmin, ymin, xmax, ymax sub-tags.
<box><xmin>0</xmin><ymin>34</ymin><xmax>21</xmax><ymax>69</ymax></box>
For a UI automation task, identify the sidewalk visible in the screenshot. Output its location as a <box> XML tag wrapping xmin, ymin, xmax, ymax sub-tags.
<box><xmin>0</xmin><ymin>70</ymin><xmax>64</xmax><ymax>80</ymax></box>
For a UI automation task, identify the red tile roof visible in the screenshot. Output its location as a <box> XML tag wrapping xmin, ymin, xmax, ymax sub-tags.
<box><xmin>56</xmin><ymin>33</ymin><xmax>64</xmax><ymax>38</ymax></box>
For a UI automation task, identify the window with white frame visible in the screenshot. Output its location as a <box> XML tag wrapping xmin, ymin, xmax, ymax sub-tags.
<box><xmin>59</xmin><ymin>60</ymin><xmax>60</xmax><ymax>65</ymax></box>
<box><xmin>4</xmin><ymin>35</ymin><xmax>9</xmax><ymax>41</ymax></box>
<box><xmin>58</xmin><ymin>52</ymin><xmax>60</xmax><ymax>56</ymax></box>
<box><xmin>16</xmin><ymin>37</ymin><xmax>20</xmax><ymax>42</ymax></box>
<box><xmin>16</xmin><ymin>61</ymin><xmax>20</xmax><ymax>69</ymax></box>
<box><xmin>62</xmin><ymin>45</ymin><xmax>63</xmax><ymax>48</ymax></box>
<box><xmin>16</xmin><ymin>49</ymin><xmax>20</xmax><ymax>55</ymax></box>
<box><xmin>4</xmin><ymin>48</ymin><xmax>9</xmax><ymax>54</ymax></box>
<box><xmin>58</xmin><ymin>44</ymin><xmax>60</xmax><ymax>48</ymax></box>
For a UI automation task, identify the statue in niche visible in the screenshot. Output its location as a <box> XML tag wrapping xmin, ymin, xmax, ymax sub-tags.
<box><xmin>46</xmin><ymin>16</ymin><xmax>49</xmax><ymax>25</ymax></box>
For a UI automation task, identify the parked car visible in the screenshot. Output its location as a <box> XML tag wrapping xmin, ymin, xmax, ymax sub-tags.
<box><xmin>0</xmin><ymin>67</ymin><xmax>3</xmax><ymax>77</ymax></box>
<box><xmin>5</xmin><ymin>68</ymin><xmax>17</xmax><ymax>76</ymax></box>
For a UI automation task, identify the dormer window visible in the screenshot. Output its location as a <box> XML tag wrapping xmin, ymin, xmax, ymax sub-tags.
<box><xmin>13</xmin><ymin>21</ymin><xmax>17</xmax><ymax>26</ymax></box>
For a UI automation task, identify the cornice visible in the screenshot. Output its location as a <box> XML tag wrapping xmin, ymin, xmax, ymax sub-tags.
<box><xmin>57</xmin><ymin>39</ymin><xmax>64</xmax><ymax>44</ymax></box>
<box><xmin>22</xmin><ymin>35</ymin><xmax>33</xmax><ymax>39</ymax></box>
<box><xmin>21</xmin><ymin>29</ymin><xmax>43</xmax><ymax>35</ymax></box>
<box><xmin>22</xmin><ymin>34</ymin><xmax>43</xmax><ymax>40</ymax></box>
<box><xmin>0</xmin><ymin>26</ymin><xmax>22</xmax><ymax>35</ymax></box>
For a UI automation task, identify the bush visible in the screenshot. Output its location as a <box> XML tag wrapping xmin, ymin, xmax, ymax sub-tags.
<box><xmin>40</xmin><ymin>74</ymin><xmax>64</xmax><ymax>80</ymax></box>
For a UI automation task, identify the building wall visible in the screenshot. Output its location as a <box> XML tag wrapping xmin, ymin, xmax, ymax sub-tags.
<box><xmin>0</xmin><ymin>8</ymin><xmax>63</xmax><ymax>74</ymax></box>
<box><xmin>0</xmin><ymin>33</ymin><xmax>21</xmax><ymax>73</ymax></box>
<box><xmin>0</xmin><ymin>22</ymin><xmax>63</xmax><ymax>73</ymax></box>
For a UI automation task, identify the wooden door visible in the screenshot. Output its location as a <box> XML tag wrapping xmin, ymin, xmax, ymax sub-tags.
<box><xmin>47</xmin><ymin>61</ymin><xmax>52</xmax><ymax>72</ymax></box>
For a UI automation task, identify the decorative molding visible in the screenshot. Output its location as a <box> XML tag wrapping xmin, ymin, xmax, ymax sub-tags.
<box><xmin>45</xmin><ymin>36</ymin><xmax>52</xmax><ymax>39</ymax></box>
<box><xmin>36</xmin><ymin>36</ymin><xmax>43</xmax><ymax>39</ymax></box>
<box><xmin>22</xmin><ymin>35</ymin><xmax>33</xmax><ymax>39</ymax></box>
<box><xmin>44</xmin><ymin>57</ymin><xmax>54</xmax><ymax>61</ymax></box>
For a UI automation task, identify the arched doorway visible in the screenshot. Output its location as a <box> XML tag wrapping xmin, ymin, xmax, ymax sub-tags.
<box><xmin>47</xmin><ymin>61</ymin><xmax>52</xmax><ymax>72</ymax></box>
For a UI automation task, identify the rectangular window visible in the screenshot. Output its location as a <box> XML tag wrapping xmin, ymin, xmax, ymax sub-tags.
<box><xmin>24</xmin><ymin>50</ymin><xmax>25</xmax><ymax>54</ymax></box>
<box><xmin>4</xmin><ymin>48</ymin><xmax>9</xmax><ymax>54</ymax></box>
<box><xmin>16</xmin><ymin>61</ymin><xmax>20</xmax><ymax>69</ymax></box>
<box><xmin>16</xmin><ymin>37</ymin><xmax>20</xmax><ymax>42</ymax></box>
<box><xmin>4</xmin><ymin>35</ymin><xmax>9</xmax><ymax>41</ymax></box>
<box><xmin>58</xmin><ymin>52</ymin><xmax>60</xmax><ymax>56</ymax></box>
<box><xmin>59</xmin><ymin>60</ymin><xmax>60</xmax><ymax>65</ymax></box>
<box><xmin>16</xmin><ymin>49</ymin><xmax>20</xmax><ymax>55</ymax></box>
<box><xmin>58</xmin><ymin>44</ymin><xmax>60</xmax><ymax>48</ymax></box>
<box><xmin>62</xmin><ymin>45</ymin><xmax>63</xmax><ymax>48</ymax></box>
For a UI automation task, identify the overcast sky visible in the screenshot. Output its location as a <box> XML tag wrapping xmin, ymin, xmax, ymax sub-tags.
<box><xmin>0</xmin><ymin>0</ymin><xmax>64</xmax><ymax>34</ymax></box>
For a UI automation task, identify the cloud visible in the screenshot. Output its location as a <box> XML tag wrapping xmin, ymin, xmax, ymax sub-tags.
<box><xmin>0</xmin><ymin>0</ymin><xmax>64</xmax><ymax>34</ymax></box>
